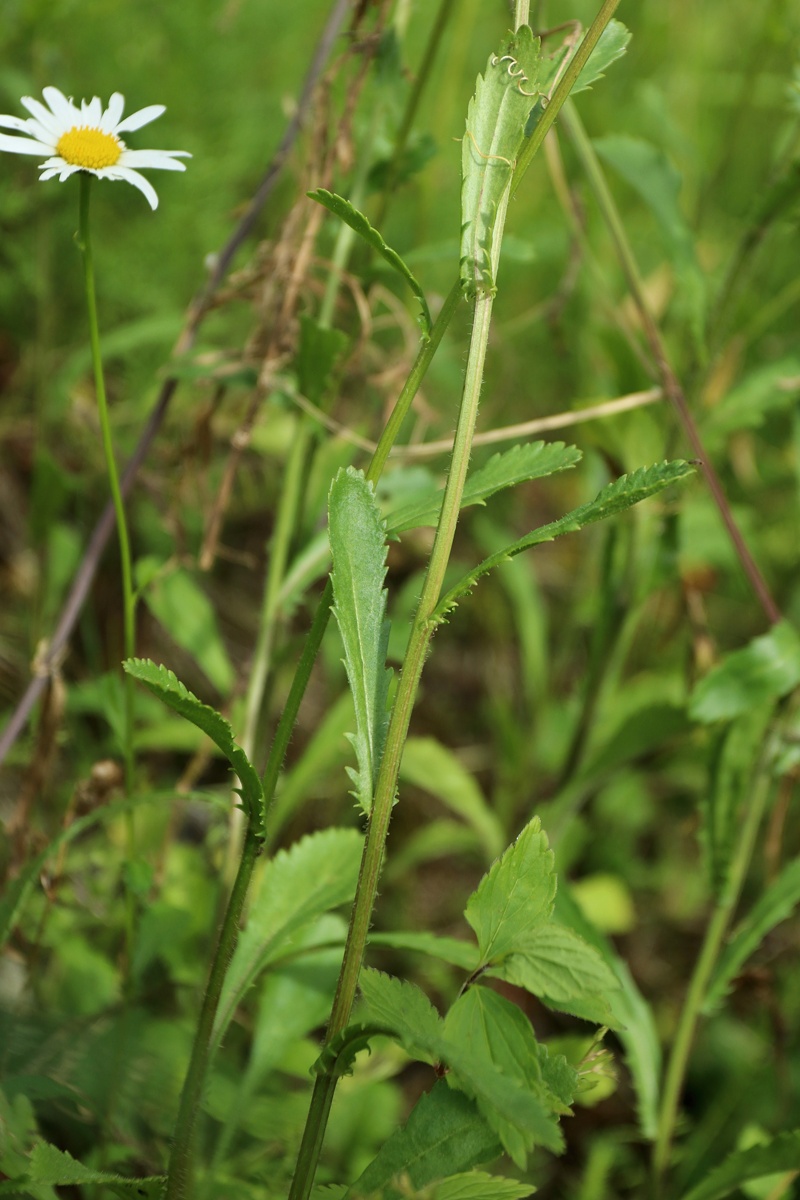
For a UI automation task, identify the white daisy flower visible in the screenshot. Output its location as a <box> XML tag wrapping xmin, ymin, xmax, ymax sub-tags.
<box><xmin>0</xmin><ymin>86</ymin><xmax>190</xmax><ymax>210</ymax></box>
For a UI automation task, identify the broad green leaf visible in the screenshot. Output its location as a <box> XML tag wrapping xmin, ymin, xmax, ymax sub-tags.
<box><xmin>213</xmin><ymin>828</ymin><xmax>363</xmax><ymax>1047</ymax></box>
<box><xmin>465</xmin><ymin>817</ymin><xmax>555</xmax><ymax>964</ymax></box>
<box><xmin>701</xmin><ymin>706</ymin><xmax>774</xmax><ymax>895</ymax></box>
<box><xmin>400</xmin><ymin>737</ymin><xmax>504</xmax><ymax>859</ymax></box>
<box><xmin>329</xmin><ymin>468</ymin><xmax>391</xmax><ymax>813</ymax></box>
<box><xmin>387</xmin><ymin>441</ymin><xmax>581</xmax><ymax>534</ymax></box>
<box><xmin>345</xmin><ymin>1081</ymin><xmax>500</xmax><ymax>1199</ymax></box>
<box><xmin>444</xmin><ymin>987</ymin><xmax>570</xmax><ymax>1165</ymax></box>
<box><xmin>308</xmin><ymin>188</ymin><xmax>431</xmax><ymax>338</ymax></box>
<box><xmin>123</xmin><ymin>659</ymin><xmax>265</xmax><ymax>837</ymax></box>
<box><xmin>297</xmin><ymin>314</ymin><xmax>348</xmax><ymax>405</ymax></box>
<box><xmin>681</xmin><ymin>1130</ymin><xmax>800</xmax><ymax>1200</ymax></box>
<box><xmin>358</xmin><ymin>969</ymin><xmax>562</xmax><ymax>1160</ymax></box>
<box><xmin>136</xmin><ymin>563</ymin><xmax>234</xmax><ymax>694</ymax></box>
<box><xmin>358</xmin><ymin>967</ymin><xmax>444</xmax><ymax>1066</ymax></box>
<box><xmin>572</xmin><ymin>20</ymin><xmax>631</xmax><ymax>92</ymax></box>
<box><xmin>461</xmin><ymin>26</ymin><xmax>542</xmax><ymax>297</ymax></box>
<box><xmin>487</xmin><ymin>923</ymin><xmax>621</xmax><ymax>1027</ymax></box>
<box><xmin>427</xmin><ymin>1171</ymin><xmax>534</xmax><ymax>1200</ymax></box>
<box><xmin>369</xmin><ymin>930</ymin><xmax>479</xmax><ymax>972</ymax></box>
<box><xmin>554</xmin><ymin>887</ymin><xmax>660</xmax><ymax>1139</ymax></box>
<box><xmin>0</xmin><ymin>1142</ymin><xmax>165</xmax><ymax>1199</ymax></box>
<box><xmin>689</xmin><ymin>622</ymin><xmax>800</xmax><ymax>723</ymax></box>
<box><xmin>435</xmin><ymin>461</ymin><xmax>694</xmax><ymax>621</ymax></box>
<box><xmin>704</xmin><ymin>858</ymin><xmax>800</xmax><ymax>1013</ymax></box>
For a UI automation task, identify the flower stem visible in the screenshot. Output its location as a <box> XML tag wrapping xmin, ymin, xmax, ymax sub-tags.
<box><xmin>76</xmin><ymin>174</ymin><xmax>137</xmax><ymax>799</ymax></box>
<box><xmin>164</xmin><ymin>823</ymin><xmax>262</xmax><ymax>1200</ymax></box>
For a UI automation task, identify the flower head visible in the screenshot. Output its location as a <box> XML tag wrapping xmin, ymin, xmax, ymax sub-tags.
<box><xmin>0</xmin><ymin>86</ymin><xmax>190</xmax><ymax>209</ymax></box>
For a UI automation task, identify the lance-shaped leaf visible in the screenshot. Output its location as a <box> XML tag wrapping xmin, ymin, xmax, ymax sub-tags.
<box><xmin>309</xmin><ymin>188</ymin><xmax>431</xmax><ymax>339</ymax></box>
<box><xmin>461</xmin><ymin>26</ymin><xmax>542</xmax><ymax>298</ymax></box>
<box><xmin>434</xmin><ymin>460</ymin><xmax>694</xmax><ymax>622</ymax></box>
<box><xmin>386</xmin><ymin>440</ymin><xmax>581</xmax><ymax>533</ymax></box>
<box><xmin>689</xmin><ymin>621</ymin><xmax>800</xmax><ymax>723</ymax></box>
<box><xmin>331</xmin><ymin>463</ymin><xmax>393</xmax><ymax>811</ymax></box>
<box><xmin>573</xmin><ymin>20</ymin><xmax>631</xmax><ymax>92</ymax></box>
<box><xmin>465</xmin><ymin>816</ymin><xmax>555</xmax><ymax>964</ymax></box>
<box><xmin>425</xmin><ymin>1173</ymin><xmax>535</xmax><ymax>1200</ymax></box>
<box><xmin>123</xmin><ymin>659</ymin><xmax>265</xmax><ymax>839</ymax></box>
<box><xmin>329</xmin><ymin>468</ymin><xmax>391</xmax><ymax>814</ymax></box>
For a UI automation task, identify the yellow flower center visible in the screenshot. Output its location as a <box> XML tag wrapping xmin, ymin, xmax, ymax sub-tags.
<box><xmin>56</xmin><ymin>126</ymin><xmax>122</xmax><ymax>169</ymax></box>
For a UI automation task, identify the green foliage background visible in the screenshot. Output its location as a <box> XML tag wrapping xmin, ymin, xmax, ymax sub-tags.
<box><xmin>1</xmin><ymin>0</ymin><xmax>800</xmax><ymax>1197</ymax></box>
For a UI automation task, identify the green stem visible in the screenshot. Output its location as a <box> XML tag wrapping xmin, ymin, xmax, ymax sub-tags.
<box><xmin>77</xmin><ymin>174</ymin><xmax>136</xmax><ymax>797</ymax></box>
<box><xmin>652</xmin><ymin>749</ymin><xmax>775</xmax><ymax>1188</ymax></box>
<box><xmin>559</xmin><ymin>100</ymin><xmax>780</xmax><ymax>628</ymax></box>
<box><xmin>164</xmin><ymin>823</ymin><xmax>261</xmax><ymax>1200</ymax></box>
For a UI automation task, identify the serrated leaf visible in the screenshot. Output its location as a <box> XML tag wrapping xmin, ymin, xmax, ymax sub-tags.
<box><xmin>345</xmin><ymin>1081</ymin><xmax>500</xmax><ymax>1199</ymax></box>
<box><xmin>124</xmin><ymin>659</ymin><xmax>265</xmax><ymax>836</ymax></box>
<box><xmin>213</xmin><ymin>828</ymin><xmax>363</xmax><ymax>1048</ymax></box>
<box><xmin>554</xmin><ymin>887</ymin><xmax>660</xmax><ymax>1139</ymax></box>
<box><xmin>487</xmin><ymin>923</ymin><xmax>621</xmax><ymax>1027</ymax></box>
<box><xmin>572</xmin><ymin>20</ymin><xmax>631</xmax><ymax>92</ymax></box>
<box><xmin>309</xmin><ymin>188</ymin><xmax>431</xmax><ymax>338</ymax></box>
<box><xmin>8</xmin><ymin>1143</ymin><xmax>165</xmax><ymax>1198</ymax></box>
<box><xmin>435</xmin><ymin>461</ymin><xmax>694</xmax><ymax>621</ymax></box>
<box><xmin>681</xmin><ymin>1130</ymin><xmax>800</xmax><ymax>1200</ymax></box>
<box><xmin>387</xmin><ymin>441</ymin><xmax>581</xmax><ymax>534</ymax></box>
<box><xmin>689</xmin><ymin>622</ymin><xmax>800</xmax><ymax>723</ymax></box>
<box><xmin>704</xmin><ymin>857</ymin><xmax>800</xmax><ymax>1014</ymax></box>
<box><xmin>443</xmin><ymin>988</ymin><xmax>562</xmax><ymax>1164</ymax></box>
<box><xmin>399</xmin><ymin>737</ymin><xmax>504</xmax><ymax>859</ymax></box>
<box><xmin>329</xmin><ymin>468</ymin><xmax>391</xmax><ymax>814</ymax></box>
<box><xmin>461</xmin><ymin>26</ymin><xmax>542</xmax><ymax>297</ymax></box>
<box><xmin>358</xmin><ymin>969</ymin><xmax>562</xmax><ymax>1161</ymax></box>
<box><xmin>427</xmin><ymin>1171</ymin><xmax>534</xmax><ymax>1200</ymax></box>
<box><xmin>465</xmin><ymin>817</ymin><xmax>555</xmax><ymax>964</ymax></box>
<box><xmin>359</xmin><ymin>967</ymin><xmax>445</xmax><ymax>1066</ymax></box>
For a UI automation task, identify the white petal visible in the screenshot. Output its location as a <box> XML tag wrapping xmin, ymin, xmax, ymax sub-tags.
<box><xmin>21</xmin><ymin>94</ymin><xmax>65</xmax><ymax>138</ymax></box>
<box><xmin>80</xmin><ymin>96</ymin><xmax>103</xmax><ymax>125</ymax></box>
<box><xmin>115</xmin><ymin>104</ymin><xmax>165</xmax><ymax>134</ymax></box>
<box><xmin>1</xmin><ymin>113</ymin><xmax>57</xmax><ymax>147</ymax></box>
<box><xmin>38</xmin><ymin>167</ymin><xmax>62</xmax><ymax>180</ymax></box>
<box><xmin>118</xmin><ymin>148</ymin><xmax>189</xmax><ymax>170</ymax></box>
<box><xmin>105</xmin><ymin>165</ymin><xmax>159</xmax><ymax>209</ymax></box>
<box><xmin>0</xmin><ymin>132</ymin><xmax>53</xmax><ymax>156</ymax></box>
<box><xmin>41</xmin><ymin>87</ymin><xmax>80</xmax><ymax>128</ymax></box>
<box><xmin>100</xmin><ymin>92</ymin><xmax>126</xmax><ymax>133</ymax></box>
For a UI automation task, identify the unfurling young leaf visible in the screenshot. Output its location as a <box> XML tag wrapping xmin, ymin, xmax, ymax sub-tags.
<box><xmin>461</xmin><ymin>25</ymin><xmax>542</xmax><ymax>298</ymax></box>
<box><xmin>329</xmin><ymin>468</ymin><xmax>392</xmax><ymax>814</ymax></box>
